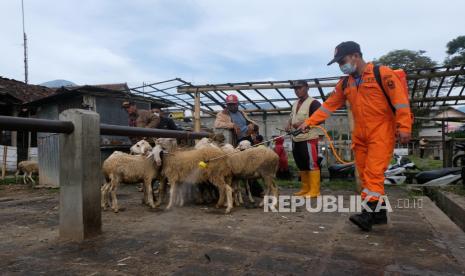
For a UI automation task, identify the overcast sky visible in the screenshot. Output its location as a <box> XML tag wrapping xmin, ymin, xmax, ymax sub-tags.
<box><xmin>1</xmin><ymin>0</ymin><xmax>464</xmax><ymax>87</ymax></box>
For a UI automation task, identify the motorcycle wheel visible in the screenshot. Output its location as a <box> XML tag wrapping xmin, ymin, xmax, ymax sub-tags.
<box><xmin>462</xmin><ymin>167</ymin><xmax>465</xmax><ymax>189</ymax></box>
<box><xmin>453</xmin><ymin>154</ymin><xmax>465</xmax><ymax>167</ymax></box>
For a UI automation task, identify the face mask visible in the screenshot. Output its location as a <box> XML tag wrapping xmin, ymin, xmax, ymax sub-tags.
<box><xmin>153</xmin><ymin>112</ymin><xmax>160</xmax><ymax>117</ymax></box>
<box><xmin>339</xmin><ymin>62</ymin><xmax>357</xmax><ymax>75</ymax></box>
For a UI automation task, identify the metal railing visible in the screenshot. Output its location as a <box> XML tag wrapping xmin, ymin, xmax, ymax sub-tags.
<box><xmin>0</xmin><ymin>115</ymin><xmax>211</xmax><ymax>139</ymax></box>
<box><xmin>0</xmin><ymin>115</ymin><xmax>74</xmax><ymax>134</ymax></box>
<box><xmin>0</xmin><ymin>111</ymin><xmax>211</xmax><ymax>242</ymax></box>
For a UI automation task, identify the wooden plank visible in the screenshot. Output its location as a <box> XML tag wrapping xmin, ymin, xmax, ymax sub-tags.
<box><xmin>194</xmin><ymin>91</ymin><xmax>201</xmax><ymax>132</ymax></box>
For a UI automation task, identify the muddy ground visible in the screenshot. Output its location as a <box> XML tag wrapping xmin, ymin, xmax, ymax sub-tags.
<box><xmin>1</xmin><ymin>183</ymin><xmax>465</xmax><ymax>275</ymax></box>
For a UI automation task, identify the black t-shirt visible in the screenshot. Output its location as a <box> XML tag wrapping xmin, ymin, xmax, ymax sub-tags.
<box><xmin>158</xmin><ymin>116</ymin><xmax>178</xmax><ymax>130</ymax></box>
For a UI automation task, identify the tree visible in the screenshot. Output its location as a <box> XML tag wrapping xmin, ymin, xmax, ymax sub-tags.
<box><xmin>374</xmin><ymin>50</ymin><xmax>438</xmax><ymax>138</ymax></box>
<box><xmin>373</xmin><ymin>49</ymin><xmax>437</xmax><ymax>71</ymax></box>
<box><xmin>444</xmin><ymin>36</ymin><xmax>465</xmax><ymax>66</ymax></box>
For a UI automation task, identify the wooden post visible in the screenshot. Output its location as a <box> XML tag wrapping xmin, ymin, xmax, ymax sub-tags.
<box><xmin>346</xmin><ymin>101</ymin><xmax>361</xmax><ymax>193</ymax></box>
<box><xmin>1</xmin><ymin>145</ymin><xmax>7</xmax><ymax>180</ymax></box>
<box><xmin>194</xmin><ymin>91</ymin><xmax>201</xmax><ymax>132</ymax></box>
<box><xmin>442</xmin><ymin>120</ymin><xmax>446</xmax><ymax>168</ymax></box>
<box><xmin>59</xmin><ymin>109</ymin><xmax>101</xmax><ymax>241</ymax></box>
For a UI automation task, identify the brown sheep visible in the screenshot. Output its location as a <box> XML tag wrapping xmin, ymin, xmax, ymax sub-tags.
<box><xmin>221</xmin><ymin>142</ymin><xmax>279</xmax><ymax>207</ymax></box>
<box><xmin>15</xmin><ymin>160</ymin><xmax>39</xmax><ymax>185</ymax></box>
<box><xmin>101</xmin><ymin>151</ymin><xmax>160</xmax><ymax>212</ymax></box>
<box><xmin>151</xmin><ymin>145</ymin><xmax>234</xmax><ymax>213</ymax></box>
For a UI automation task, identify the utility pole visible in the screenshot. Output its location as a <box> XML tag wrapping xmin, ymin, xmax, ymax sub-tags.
<box><xmin>22</xmin><ymin>0</ymin><xmax>28</xmax><ymax>85</ymax></box>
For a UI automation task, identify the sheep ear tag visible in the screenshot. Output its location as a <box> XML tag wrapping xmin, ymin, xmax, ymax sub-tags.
<box><xmin>198</xmin><ymin>161</ymin><xmax>208</xmax><ymax>169</ymax></box>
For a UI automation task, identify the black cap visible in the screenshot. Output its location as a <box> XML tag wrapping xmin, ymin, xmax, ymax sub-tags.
<box><xmin>291</xmin><ymin>80</ymin><xmax>308</xmax><ymax>88</ymax></box>
<box><xmin>327</xmin><ymin>41</ymin><xmax>361</xmax><ymax>66</ymax></box>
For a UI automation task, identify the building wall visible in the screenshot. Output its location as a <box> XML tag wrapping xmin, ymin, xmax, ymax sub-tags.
<box><xmin>201</xmin><ymin>112</ymin><xmax>349</xmax><ymax>139</ymax></box>
<box><xmin>34</xmin><ymin>95</ymin><xmax>153</xmax><ymax>187</ymax></box>
<box><xmin>201</xmin><ymin>111</ymin><xmax>350</xmax><ymax>153</ymax></box>
<box><xmin>36</xmin><ymin>103</ymin><xmax>60</xmax><ymax>187</ymax></box>
<box><xmin>97</xmin><ymin>97</ymin><xmax>151</xmax><ymax>145</ymax></box>
<box><xmin>0</xmin><ymin>145</ymin><xmax>37</xmax><ymax>172</ymax></box>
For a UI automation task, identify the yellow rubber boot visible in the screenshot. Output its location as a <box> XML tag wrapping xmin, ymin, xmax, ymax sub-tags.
<box><xmin>303</xmin><ymin>170</ymin><xmax>321</xmax><ymax>198</ymax></box>
<box><xmin>294</xmin><ymin>171</ymin><xmax>310</xmax><ymax>196</ymax></box>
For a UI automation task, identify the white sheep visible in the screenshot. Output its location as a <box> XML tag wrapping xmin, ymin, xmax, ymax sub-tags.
<box><xmin>195</xmin><ymin>137</ymin><xmax>220</xmax><ymax>150</ymax></box>
<box><xmin>15</xmin><ymin>160</ymin><xmax>38</xmax><ymax>185</ymax></box>
<box><xmin>189</xmin><ymin>138</ymin><xmax>279</xmax><ymax>208</ymax></box>
<box><xmin>150</xmin><ymin>144</ymin><xmax>234</xmax><ymax>213</ymax></box>
<box><xmin>130</xmin><ymin>140</ymin><xmax>152</xmax><ymax>155</ymax></box>
<box><xmin>101</xmin><ymin>149</ymin><xmax>160</xmax><ymax>212</ymax></box>
<box><xmin>222</xmin><ymin>140</ymin><xmax>279</xmax><ymax>207</ymax></box>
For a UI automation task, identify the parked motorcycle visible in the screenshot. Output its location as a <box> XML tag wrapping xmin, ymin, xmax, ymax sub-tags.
<box><xmin>415</xmin><ymin>167</ymin><xmax>463</xmax><ymax>186</ymax></box>
<box><xmin>384</xmin><ymin>154</ymin><xmax>417</xmax><ymax>185</ymax></box>
<box><xmin>452</xmin><ymin>142</ymin><xmax>465</xmax><ymax>167</ymax></box>
<box><xmin>328</xmin><ymin>154</ymin><xmax>416</xmax><ymax>185</ymax></box>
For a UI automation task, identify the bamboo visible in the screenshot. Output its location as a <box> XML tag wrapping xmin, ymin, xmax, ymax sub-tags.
<box><xmin>346</xmin><ymin>101</ymin><xmax>361</xmax><ymax>193</ymax></box>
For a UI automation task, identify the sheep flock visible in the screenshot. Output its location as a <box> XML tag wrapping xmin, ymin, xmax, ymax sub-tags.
<box><xmin>101</xmin><ymin>137</ymin><xmax>280</xmax><ymax>214</ymax></box>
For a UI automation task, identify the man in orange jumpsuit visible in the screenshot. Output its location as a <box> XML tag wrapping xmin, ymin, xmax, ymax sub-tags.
<box><xmin>298</xmin><ymin>41</ymin><xmax>412</xmax><ymax>231</ymax></box>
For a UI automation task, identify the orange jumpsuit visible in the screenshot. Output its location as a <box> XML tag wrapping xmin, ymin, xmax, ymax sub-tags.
<box><xmin>305</xmin><ymin>63</ymin><xmax>412</xmax><ymax>201</ymax></box>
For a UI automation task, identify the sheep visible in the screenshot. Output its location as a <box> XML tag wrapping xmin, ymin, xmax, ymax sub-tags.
<box><xmin>150</xmin><ymin>144</ymin><xmax>234</xmax><ymax>213</ymax></box>
<box><xmin>101</xmin><ymin>150</ymin><xmax>160</xmax><ymax>212</ymax></box>
<box><xmin>155</xmin><ymin>138</ymin><xmax>178</xmax><ymax>152</ymax></box>
<box><xmin>129</xmin><ymin>140</ymin><xmax>154</xmax><ymax>192</ymax></box>
<box><xmin>15</xmin><ymin>160</ymin><xmax>38</xmax><ymax>185</ymax></box>
<box><xmin>220</xmin><ymin>140</ymin><xmax>279</xmax><ymax>207</ymax></box>
<box><xmin>237</xmin><ymin>140</ymin><xmax>253</xmax><ymax>150</ymax></box>
<box><xmin>189</xmin><ymin>138</ymin><xmax>279</xmax><ymax>207</ymax></box>
<box><xmin>130</xmin><ymin>140</ymin><xmax>152</xmax><ymax>155</ymax></box>
<box><xmin>194</xmin><ymin>137</ymin><xmax>214</xmax><ymax>149</ymax></box>
<box><xmin>150</xmin><ymin>137</ymin><xmax>221</xmax><ymax>207</ymax></box>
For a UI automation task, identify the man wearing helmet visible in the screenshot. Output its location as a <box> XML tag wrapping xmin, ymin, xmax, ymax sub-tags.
<box><xmin>214</xmin><ymin>94</ymin><xmax>258</xmax><ymax>144</ymax></box>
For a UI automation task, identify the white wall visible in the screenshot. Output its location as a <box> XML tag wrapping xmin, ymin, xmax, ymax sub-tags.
<box><xmin>0</xmin><ymin>146</ymin><xmax>38</xmax><ymax>172</ymax></box>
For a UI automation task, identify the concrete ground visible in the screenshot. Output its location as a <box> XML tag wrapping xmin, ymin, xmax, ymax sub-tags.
<box><xmin>1</xmin><ymin>183</ymin><xmax>465</xmax><ymax>276</ymax></box>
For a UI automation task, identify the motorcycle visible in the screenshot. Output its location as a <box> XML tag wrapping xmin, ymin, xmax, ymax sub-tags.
<box><xmin>453</xmin><ymin>142</ymin><xmax>465</xmax><ymax>167</ymax></box>
<box><xmin>328</xmin><ymin>154</ymin><xmax>416</xmax><ymax>185</ymax></box>
<box><xmin>384</xmin><ymin>154</ymin><xmax>417</xmax><ymax>185</ymax></box>
<box><xmin>415</xmin><ymin>167</ymin><xmax>463</xmax><ymax>186</ymax></box>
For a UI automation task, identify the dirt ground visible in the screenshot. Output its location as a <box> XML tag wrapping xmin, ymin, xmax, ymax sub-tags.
<box><xmin>1</xmin><ymin>183</ymin><xmax>465</xmax><ymax>276</ymax></box>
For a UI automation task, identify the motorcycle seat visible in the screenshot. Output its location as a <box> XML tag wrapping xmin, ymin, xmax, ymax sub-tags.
<box><xmin>415</xmin><ymin>167</ymin><xmax>461</xmax><ymax>184</ymax></box>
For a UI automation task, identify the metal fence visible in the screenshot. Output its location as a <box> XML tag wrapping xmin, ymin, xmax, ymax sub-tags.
<box><xmin>0</xmin><ymin>110</ymin><xmax>210</xmax><ymax>241</ymax></box>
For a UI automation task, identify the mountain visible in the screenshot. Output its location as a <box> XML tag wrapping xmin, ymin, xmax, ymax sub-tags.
<box><xmin>40</xmin><ymin>79</ymin><xmax>76</xmax><ymax>88</ymax></box>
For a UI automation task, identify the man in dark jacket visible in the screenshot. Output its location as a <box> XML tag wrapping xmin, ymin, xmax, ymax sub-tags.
<box><xmin>152</xmin><ymin>108</ymin><xmax>179</xmax><ymax>130</ymax></box>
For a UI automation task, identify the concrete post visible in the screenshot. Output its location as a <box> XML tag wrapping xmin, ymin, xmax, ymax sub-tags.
<box><xmin>59</xmin><ymin>109</ymin><xmax>101</xmax><ymax>241</ymax></box>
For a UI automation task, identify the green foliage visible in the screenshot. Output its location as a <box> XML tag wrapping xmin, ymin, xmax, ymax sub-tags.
<box><xmin>374</xmin><ymin>49</ymin><xmax>437</xmax><ymax>71</ymax></box>
<box><xmin>406</xmin><ymin>155</ymin><xmax>443</xmax><ymax>171</ymax></box>
<box><xmin>444</xmin><ymin>36</ymin><xmax>465</xmax><ymax>66</ymax></box>
<box><xmin>443</xmin><ymin>185</ymin><xmax>465</xmax><ymax>197</ymax></box>
<box><xmin>374</xmin><ymin>49</ymin><xmax>439</xmax><ymax>136</ymax></box>
<box><xmin>0</xmin><ymin>177</ymin><xmax>18</xmax><ymax>185</ymax></box>
<box><xmin>448</xmin><ymin>131</ymin><xmax>465</xmax><ymax>138</ymax></box>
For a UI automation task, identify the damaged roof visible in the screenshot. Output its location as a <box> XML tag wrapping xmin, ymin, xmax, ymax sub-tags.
<box><xmin>0</xmin><ymin>76</ymin><xmax>55</xmax><ymax>103</ymax></box>
<box><xmin>27</xmin><ymin>85</ymin><xmax>174</xmax><ymax>107</ymax></box>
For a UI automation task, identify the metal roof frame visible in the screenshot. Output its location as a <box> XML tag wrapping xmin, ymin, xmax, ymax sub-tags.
<box><xmin>126</xmin><ymin>64</ymin><xmax>465</xmax><ymax>117</ymax></box>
